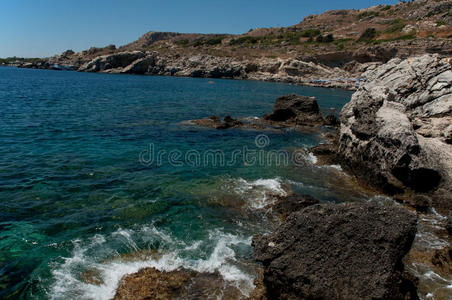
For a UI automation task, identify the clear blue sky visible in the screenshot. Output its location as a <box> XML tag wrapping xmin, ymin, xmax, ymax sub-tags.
<box><xmin>0</xmin><ymin>0</ymin><xmax>397</xmax><ymax>58</ymax></box>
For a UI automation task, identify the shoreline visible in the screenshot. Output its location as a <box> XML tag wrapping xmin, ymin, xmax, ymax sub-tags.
<box><xmin>110</xmin><ymin>55</ymin><xmax>452</xmax><ymax>299</ymax></box>
<box><xmin>6</xmin><ymin>64</ymin><xmax>359</xmax><ymax>91</ymax></box>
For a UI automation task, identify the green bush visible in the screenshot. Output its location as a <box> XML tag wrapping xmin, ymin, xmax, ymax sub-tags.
<box><xmin>385</xmin><ymin>19</ymin><xmax>406</xmax><ymax>33</ymax></box>
<box><xmin>245</xmin><ymin>63</ymin><xmax>259</xmax><ymax>73</ymax></box>
<box><xmin>175</xmin><ymin>39</ymin><xmax>189</xmax><ymax>46</ymax></box>
<box><xmin>315</xmin><ymin>34</ymin><xmax>335</xmax><ymax>43</ymax></box>
<box><xmin>324</xmin><ymin>34</ymin><xmax>334</xmax><ymax>43</ymax></box>
<box><xmin>229</xmin><ymin>36</ymin><xmax>260</xmax><ymax>46</ymax></box>
<box><xmin>358</xmin><ymin>28</ymin><xmax>377</xmax><ymax>41</ymax></box>
<box><xmin>301</xmin><ymin>29</ymin><xmax>321</xmax><ymax>37</ymax></box>
<box><xmin>204</xmin><ymin>37</ymin><xmax>224</xmax><ymax>45</ymax></box>
<box><xmin>357</xmin><ymin>11</ymin><xmax>380</xmax><ymax>20</ymax></box>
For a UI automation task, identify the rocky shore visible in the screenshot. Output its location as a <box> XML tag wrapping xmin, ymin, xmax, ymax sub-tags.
<box><xmin>108</xmin><ymin>53</ymin><xmax>452</xmax><ymax>299</ymax></box>
<box><xmin>251</xmin><ymin>54</ymin><xmax>451</xmax><ymax>299</ymax></box>
<box><xmin>18</xmin><ymin>50</ymin><xmax>364</xmax><ymax>90</ymax></box>
<box><xmin>10</xmin><ymin>0</ymin><xmax>452</xmax><ymax>91</ymax></box>
<box><xmin>339</xmin><ymin>54</ymin><xmax>452</xmax><ymax>214</ymax></box>
<box><xmin>253</xmin><ymin>201</ymin><xmax>419</xmax><ymax>300</ymax></box>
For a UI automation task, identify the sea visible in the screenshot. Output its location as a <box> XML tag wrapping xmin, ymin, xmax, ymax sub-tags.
<box><xmin>0</xmin><ymin>66</ymin><xmax>450</xmax><ymax>299</ymax></box>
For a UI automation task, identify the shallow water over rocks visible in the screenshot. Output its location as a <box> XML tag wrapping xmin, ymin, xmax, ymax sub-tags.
<box><xmin>0</xmin><ymin>67</ymin><xmax>450</xmax><ymax>299</ymax></box>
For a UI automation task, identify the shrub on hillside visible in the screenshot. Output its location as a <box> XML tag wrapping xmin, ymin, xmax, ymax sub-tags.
<box><xmin>358</xmin><ymin>28</ymin><xmax>377</xmax><ymax>41</ymax></box>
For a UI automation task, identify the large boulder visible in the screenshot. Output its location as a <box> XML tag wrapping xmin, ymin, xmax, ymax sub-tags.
<box><xmin>121</xmin><ymin>55</ymin><xmax>157</xmax><ymax>74</ymax></box>
<box><xmin>253</xmin><ymin>201</ymin><xmax>418</xmax><ymax>300</ymax></box>
<box><xmin>264</xmin><ymin>94</ymin><xmax>326</xmax><ymax>126</ymax></box>
<box><xmin>79</xmin><ymin>51</ymin><xmax>145</xmax><ymax>72</ymax></box>
<box><xmin>339</xmin><ymin>55</ymin><xmax>452</xmax><ymax>210</ymax></box>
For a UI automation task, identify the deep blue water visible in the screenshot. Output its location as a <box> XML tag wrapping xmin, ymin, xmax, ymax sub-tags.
<box><xmin>0</xmin><ymin>67</ymin><xmax>364</xmax><ymax>299</ymax></box>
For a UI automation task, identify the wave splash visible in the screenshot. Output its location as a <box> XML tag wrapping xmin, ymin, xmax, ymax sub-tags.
<box><xmin>49</xmin><ymin>226</ymin><xmax>254</xmax><ymax>300</ymax></box>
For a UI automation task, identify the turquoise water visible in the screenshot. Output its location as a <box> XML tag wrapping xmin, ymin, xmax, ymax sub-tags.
<box><xmin>0</xmin><ymin>67</ymin><xmax>363</xmax><ymax>299</ymax></box>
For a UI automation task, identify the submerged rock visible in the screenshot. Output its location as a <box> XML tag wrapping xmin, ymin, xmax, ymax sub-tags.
<box><xmin>252</xmin><ymin>201</ymin><xmax>418</xmax><ymax>300</ymax></box>
<box><xmin>263</xmin><ymin>94</ymin><xmax>326</xmax><ymax>126</ymax></box>
<box><xmin>339</xmin><ymin>54</ymin><xmax>452</xmax><ymax>211</ymax></box>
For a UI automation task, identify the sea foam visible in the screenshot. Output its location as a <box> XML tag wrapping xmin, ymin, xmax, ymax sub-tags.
<box><xmin>49</xmin><ymin>226</ymin><xmax>254</xmax><ymax>300</ymax></box>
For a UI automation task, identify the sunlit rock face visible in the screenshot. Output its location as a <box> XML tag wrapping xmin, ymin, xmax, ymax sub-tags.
<box><xmin>339</xmin><ymin>54</ymin><xmax>452</xmax><ymax>211</ymax></box>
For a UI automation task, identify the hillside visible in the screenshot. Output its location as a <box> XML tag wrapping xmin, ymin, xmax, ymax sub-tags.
<box><xmin>13</xmin><ymin>0</ymin><xmax>452</xmax><ymax>89</ymax></box>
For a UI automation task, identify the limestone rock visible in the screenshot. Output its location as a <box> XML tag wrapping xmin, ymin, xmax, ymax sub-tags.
<box><xmin>339</xmin><ymin>54</ymin><xmax>452</xmax><ymax>210</ymax></box>
<box><xmin>79</xmin><ymin>51</ymin><xmax>145</xmax><ymax>72</ymax></box>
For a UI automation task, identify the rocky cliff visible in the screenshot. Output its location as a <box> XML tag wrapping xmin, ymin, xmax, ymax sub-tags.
<box><xmin>339</xmin><ymin>54</ymin><xmax>452</xmax><ymax>212</ymax></box>
<box><xmin>15</xmin><ymin>0</ymin><xmax>452</xmax><ymax>90</ymax></box>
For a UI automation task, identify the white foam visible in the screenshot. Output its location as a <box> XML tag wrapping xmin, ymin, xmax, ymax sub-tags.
<box><xmin>232</xmin><ymin>177</ymin><xmax>287</xmax><ymax>209</ymax></box>
<box><xmin>307</xmin><ymin>152</ymin><xmax>318</xmax><ymax>164</ymax></box>
<box><xmin>328</xmin><ymin>164</ymin><xmax>343</xmax><ymax>171</ymax></box>
<box><xmin>49</xmin><ymin>227</ymin><xmax>255</xmax><ymax>300</ymax></box>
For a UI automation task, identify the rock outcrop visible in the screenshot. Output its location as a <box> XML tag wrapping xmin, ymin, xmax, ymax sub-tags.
<box><xmin>269</xmin><ymin>194</ymin><xmax>319</xmax><ymax>220</ymax></box>
<box><xmin>252</xmin><ymin>201</ymin><xmax>418</xmax><ymax>300</ymax></box>
<box><xmin>263</xmin><ymin>94</ymin><xmax>326</xmax><ymax>126</ymax></box>
<box><xmin>190</xmin><ymin>115</ymin><xmax>244</xmax><ymax>129</ymax></box>
<box><xmin>188</xmin><ymin>94</ymin><xmax>337</xmax><ymax>131</ymax></box>
<box><xmin>339</xmin><ymin>54</ymin><xmax>452</xmax><ymax>211</ymax></box>
<box><xmin>114</xmin><ymin>267</ymin><xmax>244</xmax><ymax>300</ymax></box>
<box><xmin>114</xmin><ymin>267</ymin><xmax>191</xmax><ymax>300</ymax></box>
<box><xmin>79</xmin><ymin>51</ymin><xmax>145</xmax><ymax>72</ymax></box>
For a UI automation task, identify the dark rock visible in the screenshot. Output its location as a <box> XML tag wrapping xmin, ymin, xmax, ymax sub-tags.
<box><xmin>264</xmin><ymin>94</ymin><xmax>325</xmax><ymax>126</ymax></box>
<box><xmin>114</xmin><ymin>267</ymin><xmax>191</xmax><ymax>300</ymax></box>
<box><xmin>446</xmin><ymin>213</ymin><xmax>452</xmax><ymax>235</ymax></box>
<box><xmin>190</xmin><ymin>115</ymin><xmax>243</xmax><ymax>130</ymax></box>
<box><xmin>405</xmin><ymin>194</ymin><xmax>431</xmax><ymax>212</ymax></box>
<box><xmin>223</xmin><ymin>115</ymin><xmax>242</xmax><ymax>128</ymax></box>
<box><xmin>324</xmin><ymin>114</ymin><xmax>339</xmax><ymax>126</ymax></box>
<box><xmin>431</xmin><ymin>247</ymin><xmax>452</xmax><ymax>275</ymax></box>
<box><xmin>253</xmin><ymin>201</ymin><xmax>418</xmax><ymax>300</ymax></box>
<box><xmin>114</xmin><ymin>267</ymin><xmax>245</xmax><ymax>300</ymax></box>
<box><xmin>310</xmin><ymin>143</ymin><xmax>338</xmax><ymax>166</ymax></box>
<box><xmin>270</xmin><ymin>194</ymin><xmax>319</xmax><ymax>219</ymax></box>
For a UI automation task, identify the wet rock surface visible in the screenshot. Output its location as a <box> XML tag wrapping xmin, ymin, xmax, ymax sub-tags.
<box><xmin>190</xmin><ymin>115</ymin><xmax>244</xmax><ymax>129</ymax></box>
<box><xmin>263</xmin><ymin>94</ymin><xmax>326</xmax><ymax>126</ymax></box>
<box><xmin>339</xmin><ymin>54</ymin><xmax>452</xmax><ymax>212</ymax></box>
<box><xmin>309</xmin><ymin>143</ymin><xmax>339</xmax><ymax>166</ymax></box>
<box><xmin>269</xmin><ymin>194</ymin><xmax>319</xmax><ymax>220</ymax></box>
<box><xmin>252</xmin><ymin>201</ymin><xmax>418</xmax><ymax>300</ymax></box>
<box><xmin>114</xmin><ymin>267</ymin><xmax>245</xmax><ymax>300</ymax></box>
<box><xmin>188</xmin><ymin>94</ymin><xmax>337</xmax><ymax>132</ymax></box>
<box><xmin>447</xmin><ymin>213</ymin><xmax>452</xmax><ymax>235</ymax></box>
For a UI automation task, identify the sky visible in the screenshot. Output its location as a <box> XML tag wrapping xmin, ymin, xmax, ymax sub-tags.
<box><xmin>0</xmin><ymin>0</ymin><xmax>398</xmax><ymax>58</ymax></box>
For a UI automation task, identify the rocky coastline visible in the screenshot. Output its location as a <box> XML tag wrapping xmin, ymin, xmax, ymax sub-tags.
<box><xmin>16</xmin><ymin>50</ymin><xmax>364</xmax><ymax>90</ymax></box>
<box><xmin>5</xmin><ymin>0</ymin><xmax>452</xmax><ymax>297</ymax></box>
<box><xmin>9</xmin><ymin>0</ymin><xmax>452</xmax><ymax>92</ymax></box>
<box><xmin>110</xmin><ymin>54</ymin><xmax>451</xmax><ymax>299</ymax></box>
